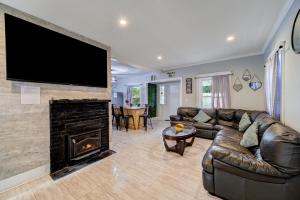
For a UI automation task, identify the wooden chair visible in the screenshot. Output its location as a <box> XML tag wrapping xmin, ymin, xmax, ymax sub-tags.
<box><xmin>119</xmin><ymin>107</ymin><xmax>136</xmax><ymax>131</ymax></box>
<box><xmin>112</xmin><ymin>104</ymin><xmax>116</xmax><ymax>123</ymax></box>
<box><xmin>138</xmin><ymin>104</ymin><xmax>153</xmax><ymax>131</ymax></box>
<box><xmin>112</xmin><ymin>104</ymin><xmax>121</xmax><ymax>129</ymax></box>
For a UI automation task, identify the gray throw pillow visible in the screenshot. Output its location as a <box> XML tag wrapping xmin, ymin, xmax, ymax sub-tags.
<box><xmin>238</xmin><ymin>112</ymin><xmax>252</xmax><ymax>132</ymax></box>
<box><xmin>240</xmin><ymin>122</ymin><xmax>258</xmax><ymax>148</ymax></box>
<box><xmin>193</xmin><ymin>110</ymin><xmax>211</xmax><ymax>123</ymax></box>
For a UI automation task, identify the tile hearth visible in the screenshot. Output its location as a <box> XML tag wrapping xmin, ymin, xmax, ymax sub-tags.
<box><xmin>0</xmin><ymin>120</ymin><xmax>219</xmax><ymax>200</ymax></box>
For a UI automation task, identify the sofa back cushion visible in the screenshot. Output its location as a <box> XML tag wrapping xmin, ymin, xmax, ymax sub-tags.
<box><xmin>177</xmin><ymin>107</ymin><xmax>217</xmax><ymax>119</ymax></box>
<box><xmin>254</xmin><ymin>113</ymin><xmax>278</xmax><ymax>141</ymax></box>
<box><xmin>202</xmin><ymin>108</ymin><xmax>217</xmax><ymax>118</ymax></box>
<box><xmin>217</xmin><ymin>109</ymin><xmax>235</xmax><ymax>127</ymax></box>
<box><xmin>235</xmin><ymin>110</ymin><xmax>265</xmax><ymax>122</ymax></box>
<box><xmin>260</xmin><ymin>123</ymin><xmax>300</xmax><ymax>175</ymax></box>
<box><xmin>177</xmin><ymin>107</ymin><xmax>199</xmax><ymax>118</ymax></box>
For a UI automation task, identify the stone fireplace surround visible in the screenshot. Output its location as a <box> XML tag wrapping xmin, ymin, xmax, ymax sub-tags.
<box><xmin>0</xmin><ymin>4</ymin><xmax>112</xmax><ymax>191</ymax></box>
<box><xmin>50</xmin><ymin>99</ymin><xmax>110</xmax><ymax>177</ymax></box>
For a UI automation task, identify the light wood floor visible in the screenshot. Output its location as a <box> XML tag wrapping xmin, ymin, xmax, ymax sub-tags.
<box><xmin>0</xmin><ymin>120</ymin><xmax>220</xmax><ymax>200</ymax></box>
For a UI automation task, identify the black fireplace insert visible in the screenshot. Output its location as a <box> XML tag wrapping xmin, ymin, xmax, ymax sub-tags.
<box><xmin>68</xmin><ymin>129</ymin><xmax>101</xmax><ymax>161</ymax></box>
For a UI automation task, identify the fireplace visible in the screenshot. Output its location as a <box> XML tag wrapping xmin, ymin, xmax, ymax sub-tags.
<box><xmin>68</xmin><ymin>128</ymin><xmax>101</xmax><ymax>161</ymax></box>
<box><xmin>50</xmin><ymin>99</ymin><xmax>111</xmax><ymax>178</ymax></box>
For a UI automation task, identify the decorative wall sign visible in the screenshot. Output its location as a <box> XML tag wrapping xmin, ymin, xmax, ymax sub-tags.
<box><xmin>292</xmin><ymin>9</ymin><xmax>300</xmax><ymax>53</ymax></box>
<box><xmin>167</xmin><ymin>71</ymin><xmax>175</xmax><ymax>77</ymax></box>
<box><xmin>249</xmin><ymin>74</ymin><xmax>262</xmax><ymax>91</ymax></box>
<box><xmin>233</xmin><ymin>77</ymin><xmax>243</xmax><ymax>92</ymax></box>
<box><xmin>150</xmin><ymin>75</ymin><xmax>157</xmax><ymax>81</ymax></box>
<box><xmin>186</xmin><ymin>78</ymin><xmax>192</xmax><ymax>94</ymax></box>
<box><xmin>242</xmin><ymin>69</ymin><xmax>252</xmax><ymax>81</ymax></box>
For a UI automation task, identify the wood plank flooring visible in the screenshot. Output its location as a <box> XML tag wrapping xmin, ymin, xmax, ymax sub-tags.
<box><xmin>0</xmin><ymin>120</ymin><xmax>219</xmax><ymax>200</ymax></box>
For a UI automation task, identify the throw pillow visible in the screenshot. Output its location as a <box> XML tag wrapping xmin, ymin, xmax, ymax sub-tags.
<box><xmin>193</xmin><ymin>110</ymin><xmax>211</xmax><ymax>123</ymax></box>
<box><xmin>240</xmin><ymin>122</ymin><xmax>259</xmax><ymax>148</ymax></box>
<box><xmin>239</xmin><ymin>112</ymin><xmax>252</xmax><ymax>132</ymax></box>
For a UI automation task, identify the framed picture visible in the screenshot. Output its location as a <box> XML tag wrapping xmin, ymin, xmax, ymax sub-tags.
<box><xmin>292</xmin><ymin>9</ymin><xmax>300</xmax><ymax>53</ymax></box>
<box><xmin>186</xmin><ymin>78</ymin><xmax>192</xmax><ymax>94</ymax></box>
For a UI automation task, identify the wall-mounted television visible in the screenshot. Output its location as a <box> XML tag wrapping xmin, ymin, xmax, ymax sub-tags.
<box><xmin>4</xmin><ymin>13</ymin><xmax>107</xmax><ymax>88</ymax></box>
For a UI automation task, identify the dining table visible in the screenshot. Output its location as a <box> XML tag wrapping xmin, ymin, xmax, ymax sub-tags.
<box><xmin>114</xmin><ymin>106</ymin><xmax>145</xmax><ymax>129</ymax></box>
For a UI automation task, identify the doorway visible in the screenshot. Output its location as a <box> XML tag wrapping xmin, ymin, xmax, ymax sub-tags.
<box><xmin>157</xmin><ymin>81</ymin><xmax>180</xmax><ymax>120</ymax></box>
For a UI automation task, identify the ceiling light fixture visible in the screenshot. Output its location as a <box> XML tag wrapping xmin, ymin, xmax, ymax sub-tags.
<box><xmin>119</xmin><ymin>19</ymin><xmax>127</xmax><ymax>26</ymax></box>
<box><xmin>227</xmin><ymin>35</ymin><xmax>236</xmax><ymax>42</ymax></box>
<box><xmin>157</xmin><ymin>56</ymin><xmax>163</xmax><ymax>60</ymax></box>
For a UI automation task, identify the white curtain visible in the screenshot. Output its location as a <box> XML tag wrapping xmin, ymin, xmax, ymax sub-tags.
<box><xmin>140</xmin><ymin>84</ymin><xmax>146</xmax><ymax>105</ymax></box>
<box><xmin>265</xmin><ymin>48</ymin><xmax>283</xmax><ymax>120</ymax></box>
<box><xmin>126</xmin><ymin>86</ymin><xmax>132</xmax><ymax>105</ymax></box>
<box><xmin>265</xmin><ymin>55</ymin><xmax>276</xmax><ymax>117</ymax></box>
<box><xmin>212</xmin><ymin>75</ymin><xmax>231</xmax><ymax>108</ymax></box>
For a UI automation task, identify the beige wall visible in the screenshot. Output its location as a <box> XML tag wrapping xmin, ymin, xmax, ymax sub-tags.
<box><xmin>0</xmin><ymin>5</ymin><xmax>111</xmax><ymax>182</ymax></box>
<box><xmin>114</xmin><ymin>55</ymin><xmax>265</xmax><ymax>111</ymax></box>
<box><xmin>170</xmin><ymin>55</ymin><xmax>265</xmax><ymax>110</ymax></box>
<box><xmin>264</xmin><ymin>0</ymin><xmax>300</xmax><ymax>131</ymax></box>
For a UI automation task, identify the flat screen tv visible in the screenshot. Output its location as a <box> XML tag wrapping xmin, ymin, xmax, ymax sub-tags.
<box><xmin>4</xmin><ymin>13</ymin><xmax>107</xmax><ymax>88</ymax></box>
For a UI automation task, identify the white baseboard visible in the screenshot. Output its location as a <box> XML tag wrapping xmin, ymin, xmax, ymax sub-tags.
<box><xmin>0</xmin><ymin>164</ymin><xmax>50</xmax><ymax>192</ymax></box>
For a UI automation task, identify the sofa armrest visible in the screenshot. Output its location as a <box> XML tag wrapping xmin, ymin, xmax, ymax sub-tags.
<box><xmin>170</xmin><ymin>115</ymin><xmax>182</xmax><ymax>121</ymax></box>
<box><xmin>210</xmin><ymin>146</ymin><xmax>289</xmax><ymax>178</ymax></box>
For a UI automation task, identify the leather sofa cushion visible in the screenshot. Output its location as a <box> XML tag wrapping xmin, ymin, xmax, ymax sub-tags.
<box><xmin>214</xmin><ymin>124</ymin><xmax>232</xmax><ymax>131</ymax></box>
<box><xmin>170</xmin><ymin>121</ymin><xmax>193</xmax><ymax>127</ymax></box>
<box><xmin>260</xmin><ymin>123</ymin><xmax>300</xmax><ymax>176</ymax></box>
<box><xmin>214</xmin><ymin>131</ymin><xmax>251</xmax><ymax>155</ymax></box>
<box><xmin>218</xmin><ymin>120</ymin><xmax>234</xmax><ymax>128</ymax></box>
<box><xmin>202</xmin><ymin>108</ymin><xmax>217</xmax><ymax>118</ymax></box>
<box><xmin>177</xmin><ymin>107</ymin><xmax>199</xmax><ymax>118</ymax></box>
<box><xmin>218</xmin><ymin>109</ymin><xmax>235</xmax><ymax>121</ymax></box>
<box><xmin>202</xmin><ymin>127</ymin><xmax>245</xmax><ymax>174</ymax></box>
<box><xmin>207</xmin><ymin>118</ymin><xmax>216</xmax><ymax>125</ymax></box>
<box><xmin>235</xmin><ymin>110</ymin><xmax>265</xmax><ymax>122</ymax></box>
<box><xmin>213</xmin><ymin>160</ymin><xmax>287</xmax><ymax>184</ymax></box>
<box><xmin>217</xmin><ymin>109</ymin><xmax>236</xmax><ymax>128</ymax></box>
<box><xmin>215</xmin><ymin>127</ymin><xmax>243</xmax><ymax>141</ymax></box>
<box><xmin>183</xmin><ymin>117</ymin><xmax>196</xmax><ymax>122</ymax></box>
<box><xmin>211</xmin><ymin>146</ymin><xmax>290</xmax><ymax>178</ymax></box>
<box><xmin>170</xmin><ymin>115</ymin><xmax>182</xmax><ymax>121</ymax></box>
<box><xmin>254</xmin><ymin>113</ymin><xmax>278</xmax><ymax>141</ymax></box>
<box><xmin>193</xmin><ymin>122</ymin><xmax>214</xmax><ymax>130</ymax></box>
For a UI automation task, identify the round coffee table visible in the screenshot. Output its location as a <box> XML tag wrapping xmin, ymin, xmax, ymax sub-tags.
<box><xmin>162</xmin><ymin>126</ymin><xmax>196</xmax><ymax>156</ymax></box>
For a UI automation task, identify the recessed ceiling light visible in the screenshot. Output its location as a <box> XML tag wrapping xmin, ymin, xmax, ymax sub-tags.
<box><xmin>157</xmin><ymin>56</ymin><xmax>162</xmax><ymax>60</ymax></box>
<box><xmin>227</xmin><ymin>35</ymin><xmax>236</xmax><ymax>42</ymax></box>
<box><xmin>119</xmin><ymin>19</ymin><xmax>127</xmax><ymax>26</ymax></box>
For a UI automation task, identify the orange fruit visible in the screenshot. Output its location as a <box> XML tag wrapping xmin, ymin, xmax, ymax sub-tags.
<box><xmin>175</xmin><ymin>123</ymin><xmax>184</xmax><ymax>132</ymax></box>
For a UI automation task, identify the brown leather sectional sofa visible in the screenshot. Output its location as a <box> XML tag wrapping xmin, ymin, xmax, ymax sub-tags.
<box><xmin>170</xmin><ymin>107</ymin><xmax>300</xmax><ymax>200</ymax></box>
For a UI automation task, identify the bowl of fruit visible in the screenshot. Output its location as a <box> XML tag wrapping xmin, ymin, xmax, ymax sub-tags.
<box><xmin>175</xmin><ymin>123</ymin><xmax>184</xmax><ymax>133</ymax></box>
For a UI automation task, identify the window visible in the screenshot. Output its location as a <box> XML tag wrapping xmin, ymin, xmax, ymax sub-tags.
<box><xmin>160</xmin><ymin>85</ymin><xmax>165</xmax><ymax>105</ymax></box>
<box><xmin>131</xmin><ymin>86</ymin><xmax>141</xmax><ymax>106</ymax></box>
<box><xmin>197</xmin><ymin>78</ymin><xmax>212</xmax><ymax>108</ymax></box>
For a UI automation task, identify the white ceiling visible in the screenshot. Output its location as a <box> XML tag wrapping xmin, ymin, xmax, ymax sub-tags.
<box><xmin>111</xmin><ymin>59</ymin><xmax>146</xmax><ymax>75</ymax></box>
<box><xmin>0</xmin><ymin>0</ymin><xmax>292</xmax><ymax>71</ymax></box>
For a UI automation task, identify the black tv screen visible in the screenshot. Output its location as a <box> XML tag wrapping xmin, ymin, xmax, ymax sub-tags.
<box><xmin>4</xmin><ymin>14</ymin><xmax>107</xmax><ymax>88</ymax></box>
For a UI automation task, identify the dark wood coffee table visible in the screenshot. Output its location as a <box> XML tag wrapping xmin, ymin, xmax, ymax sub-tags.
<box><xmin>162</xmin><ymin>126</ymin><xmax>196</xmax><ymax>156</ymax></box>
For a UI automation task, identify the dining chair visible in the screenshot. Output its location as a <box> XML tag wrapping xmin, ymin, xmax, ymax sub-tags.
<box><xmin>138</xmin><ymin>104</ymin><xmax>153</xmax><ymax>131</ymax></box>
<box><xmin>119</xmin><ymin>107</ymin><xmax>136</xmax><ymax>131</ymax></box>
